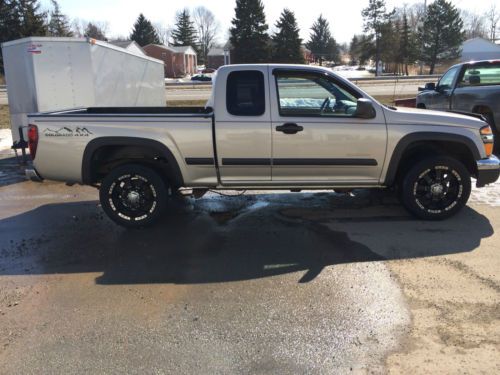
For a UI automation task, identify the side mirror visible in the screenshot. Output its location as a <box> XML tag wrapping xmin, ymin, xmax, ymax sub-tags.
<box><xmin>424</xmin><ymin>82</ymin><xmax>436</xmax><ymax>91</ymax></box>
<box><xmin>354</xmin><ymin>98</ymin><xmax>376</xmax><ymax>119</ymax></box>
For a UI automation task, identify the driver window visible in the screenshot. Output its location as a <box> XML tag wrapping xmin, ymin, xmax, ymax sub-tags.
<box><xmin>276</xmin><ymin>73</ymin><xmax>360</xmax><ymax>117</ymax></box>
<box><xmin>437</xmin><ymin>66</ymin><xmax>459</xmax><ymax>90</ymax></box>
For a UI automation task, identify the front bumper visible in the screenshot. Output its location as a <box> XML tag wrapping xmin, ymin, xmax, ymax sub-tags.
<box><xmin>476</xmin><ymin>155</ymin><xmax>500</xmax><ymax>187</ymax></box>
<box><xmin>25</xmin><ymin>167</ymin><xmax>43</xmax><ymax>182</ymax></box>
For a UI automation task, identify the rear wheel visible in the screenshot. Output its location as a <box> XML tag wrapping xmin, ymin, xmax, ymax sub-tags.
<box><xmin>400</xmin><ymin>156</ymin><xmax>471</xmax><ymax>220</ymax></box>
<box><xmin>99</xmin><ymin>164</ymin><xmax>168</xmax><ymax>228</ymax></box>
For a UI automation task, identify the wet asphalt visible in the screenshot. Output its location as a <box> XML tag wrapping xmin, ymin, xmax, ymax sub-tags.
<box><xmin>0</xmin><ymin>159</ymin><xmax>495</xmax><ymax>374</ymax></box>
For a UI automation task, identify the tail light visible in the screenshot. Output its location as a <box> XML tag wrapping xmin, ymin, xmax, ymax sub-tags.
<box><xmin>480</xmin><ymin>125</ymin><xmax>494</xmax><ymax>157</ymax></box>
<box><xmin>27</xmin><ymin>124</ymin><xmax>39</xmax><ymax>160</ymax></box>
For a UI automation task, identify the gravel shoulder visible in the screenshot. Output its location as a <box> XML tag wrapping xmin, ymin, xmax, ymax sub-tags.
<box><xmin>385</xmin><ymin>206</ymin><xmax>500</xmax><ymax>374</ymax></box>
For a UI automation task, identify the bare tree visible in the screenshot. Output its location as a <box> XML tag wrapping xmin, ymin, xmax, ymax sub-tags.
<box><xmin>405</xmin><ymin>3</ymin><xmax>426</xmax><ymax>33</ymax></box>
<box><xmin>485</xmin><ymin>4</ymin><xmax>500</xmax><ymax>41</ymax></box>
<box><xmin>192</xmin><ymin>6</ymin><xmax>219</xmax><ymax>65</ymax></box>
<box><xmin>153</xmin><ymin>22</ymin><xmax>172</xmax><ymax>45</ymax></box>
<box><xmin>461</xmin><ymin>10</ymin><xmax>488</xmax><ymax>39</ymax></box>
<box><xmin>71</xmin><ymin>18</ymin><xmax>109</xmax><ymax>40</ymax></box>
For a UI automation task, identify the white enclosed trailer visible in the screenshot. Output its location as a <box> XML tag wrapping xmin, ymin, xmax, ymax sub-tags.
<box><xmin>1</xmin><ymin>37</ymin><xmax>165</xmax><ymax>146</ymax></box>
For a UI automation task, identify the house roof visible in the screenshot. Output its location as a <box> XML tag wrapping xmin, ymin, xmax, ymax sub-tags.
<box><xmin>109</xmin><ymin>40</ymin><xmax>134</xmax><ymax>48</ymax></box>
<box><xmin>144</xmin><ymin>44</ymin><xmax>197</xmax><ymax>55</ymax></box>
<box><xmin>109</xmin><ymin>40</ymin><xmax>144</xmax><ymax>54</ymax></box>
<box><xmin>170</xmin><ymin>46</ymin><xmax>197</xmax><ymax>55</ymax></box>
<box><xmin>462</xmin><ymin>38</ymin><xmax>500</xmax><ymax>52</ymax></box>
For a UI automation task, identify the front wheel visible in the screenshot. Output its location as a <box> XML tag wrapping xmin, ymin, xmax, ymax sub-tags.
<box><xmin>99</xmin><ymin>164</ymin><xmax>168</xmax><ymax>228</ymax></box>
<box><xmin>400</xmin><ymin>156</ymin><xmax>471</xmax><ymax>220</ymax></box>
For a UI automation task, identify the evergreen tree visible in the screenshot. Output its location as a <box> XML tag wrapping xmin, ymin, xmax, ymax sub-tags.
<box><xmin>0</xmin><ymin>0</ymin><xmax>22</xmax><ymax>73</ymax></box>
<box><xmin>16</xmin><ymin>0</ymin><xmax>47</xmax><ymax>37</ymax></box>
<box><xmin>171</xmin><ymin>9</ymin><xmax>198</xmax><ymax>48</ymax></box>
<box><xmin>230</xmin><ymin>0</ymin><xmax>270</xmax><ymax>64</ymax></box>
<box><xmin>84</xmin><ymin>22</ymin><xmax>107</xmax><ymax>41</ymax></box>
<box><xmin>362</xmin><ymin>0</ymin><xmax>395</xmax><ymax>76</ymax></box>
<box><xmin>47</xmin><ymin>0</ymin><xmax>73</xmax><ymax>37</ymax></box>
<box><xmin>418</xmin><ymin>0</ymin><xmax>464</xmax><ymax>74</ymax></box>
<box><xmin>399</xmin><ymin>10</ymin><xmax>417</xmax><ymax>75</ymax></box>
<box><xmin>349</xmin><ymin>34</ymin><xmax>375</xmax><ymax>66</ymax></box>
<box><xmin>306</xmin><ymin>15</ymin><xmax>339</xmax><ymax>66</ymax></box>
<box><xmin>271</xmin><ymin>8</ymin><xmax>304</xmax><ymax>64</ymax></box>
<box><xmin>130</xmin><ymin>13</ymin><xmax>160</xmax><ymax>46</ymax></box>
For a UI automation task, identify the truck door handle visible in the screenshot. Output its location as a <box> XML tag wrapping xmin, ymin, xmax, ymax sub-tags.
<box><xmin>276</xmin><ymin>123</ymin><xmax>304</xmax><ymax>135</ymax></box>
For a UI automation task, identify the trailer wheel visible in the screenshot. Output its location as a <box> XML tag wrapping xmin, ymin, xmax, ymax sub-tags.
<box><xmin>99</xmin><ymin>164</ymin><xmax>168</xmax><ymax>228</ymax></box>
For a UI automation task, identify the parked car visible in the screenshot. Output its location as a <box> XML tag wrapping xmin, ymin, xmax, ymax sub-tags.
<box><xmin>417</xmin><ymin>59</ymin><xmax>500</xmax><ymax>149</ymax></box>
<box><xmin>25</xmin><ymin>64</ymin><xmax>499</xmax><ymax>227</ymax></box>
<box><xmin>191</xmin><ymin>74</ymin><xmax>212</xmax><ymax>82</ymax></box>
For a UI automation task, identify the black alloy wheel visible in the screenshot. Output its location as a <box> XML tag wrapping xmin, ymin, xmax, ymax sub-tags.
<box><xmin>400</xmin><ymin>156</ymin><xmax>471</xmax><ymax>220</ymax></box>
<box><xmin>100</xmin><ymin>164</ymin><xmax>168</xmax><ymax>228</ymax></box>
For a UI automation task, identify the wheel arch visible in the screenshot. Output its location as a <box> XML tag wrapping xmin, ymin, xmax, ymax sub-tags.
<box><xmin>82</xmin><ymin>137</ymin><xmax>184</xmax><ymax>187</ymax></box>
<box><xmin>384</xmin><ymin>132</ymin><xmax>481</xmax><ymax>187</ymax></box>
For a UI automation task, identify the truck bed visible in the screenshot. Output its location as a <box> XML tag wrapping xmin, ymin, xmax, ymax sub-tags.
<box><xmin>31</xmin><ymin>107</ymin><xmax>213</xmax><ymax>117</ymax></box>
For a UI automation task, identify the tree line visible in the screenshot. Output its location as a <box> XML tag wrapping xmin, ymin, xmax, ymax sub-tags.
<box><xmin>1</xmin><ymin>0</ymin><xmax>500</xmax><ymax>76</ymax></box>
<box><xmin>353</xmin><ymin>0</ymin><xmax>499</xmax><ymax>75</ymax></box>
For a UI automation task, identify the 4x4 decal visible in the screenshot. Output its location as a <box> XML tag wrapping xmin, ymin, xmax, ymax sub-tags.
<box><xmin>44</xmin><ymin>127</ymin><xmax>93</xmax><ymax>137</ymax></box>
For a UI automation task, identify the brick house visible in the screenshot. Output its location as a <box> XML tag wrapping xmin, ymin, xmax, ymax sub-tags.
<box><xmin>207</xmin><ymin>47</ymin><xmax>232</xmax><ymax>69</ymax></box>
<box><xmin>143</xmin><ymin>44</ymin><xmax>198</xmax><ymax>78</ymax></box>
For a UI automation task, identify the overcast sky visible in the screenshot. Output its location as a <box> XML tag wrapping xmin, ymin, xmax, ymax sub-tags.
<box><xmin>41</xmin><ymin>0</ymin><xmax>496</xmax><ymax>44</ymax></box>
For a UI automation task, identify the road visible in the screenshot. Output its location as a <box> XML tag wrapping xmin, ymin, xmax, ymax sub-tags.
<box><xmin>0</xmin><ymin>80</ymin><xmax>429</xmax><ymax>106</ymax></box>
<box><xmin>0</xmin><ymin>155</ymin><xmax>499</xmax><ymax>374</ymax></box>
<box><xmin>165</xmin><ymin>81</ymin><xmax>425</xmax><ymax>102</ymax></box>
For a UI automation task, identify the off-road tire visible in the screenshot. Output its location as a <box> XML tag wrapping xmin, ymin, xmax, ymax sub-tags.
<box><xmin>400</xmin><ymin>156</ymin><xmax>471</xmax><ymax>220</ymax></box>
<box><xmin>100</xmin><ymin>164</ymin><xmax>168</xmax><ymax>228</ymax></box>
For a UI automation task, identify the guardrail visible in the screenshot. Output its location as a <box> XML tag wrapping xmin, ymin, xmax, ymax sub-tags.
<box><xmin>165</xmin><ymin>75</ymin><xmax>440</xmax><ymax>89</ymax></box>
<box><xmin>1</xmin><ymin>75</ymin><xmax>440</xmax><ymax>92</ymax></box>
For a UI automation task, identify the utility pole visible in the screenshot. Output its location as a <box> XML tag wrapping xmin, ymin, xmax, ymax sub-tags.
<box><xmin>419</xmin><ymin>0</ymin><xmax>427</xmax><ymax>75</ymax></box>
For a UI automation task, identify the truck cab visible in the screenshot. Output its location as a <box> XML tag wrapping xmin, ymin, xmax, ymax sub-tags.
<box><xmin>212</xmin><ymin>65</ymin><xmax>385</xmax><ymax>186</ymax></box>
<box><xmin>417</xmin><ymin>60</ymin><xmax>500</xmax><ymax>144</ymax></box>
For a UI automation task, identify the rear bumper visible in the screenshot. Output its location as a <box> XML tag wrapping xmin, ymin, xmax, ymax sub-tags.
<box><xmin>25</xmin><ymin>167</ymin><xmax>43</xmax><ymax>182</ymax></box>
<box><xmin>476</xmin><ymin>155</ymin><xmax>500</xmax><ymax>187</ymax></box>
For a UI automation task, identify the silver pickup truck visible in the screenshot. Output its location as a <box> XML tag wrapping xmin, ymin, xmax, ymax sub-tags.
<box><xmin>25</xmin><ymin>64</ymin><xmax>500</xmax><ymax>227</ymax></box>
<box><xmin>417</xmin><ymin>59</ymin><xmax>500</xmax><ymax>150</ymax></box>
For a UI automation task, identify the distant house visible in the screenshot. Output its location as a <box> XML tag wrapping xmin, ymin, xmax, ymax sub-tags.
<box><xmin>143</xmin><ymin>44</ymin><xmax>198</xmax><ymax>78</ymax></box>
<box><xmin>109</xmin><ymin>40</ymin><xmax>145</xmax><ymax>55</ymax></box>
<box><xmin>207</xmin><ymin>47</ymin><xmax>231</xmax><ymax>69</ymax></box>
<box><xmin>461</xmin><ymin>38</ymin><xmax>500</xmax><ymax>62</ymax></box>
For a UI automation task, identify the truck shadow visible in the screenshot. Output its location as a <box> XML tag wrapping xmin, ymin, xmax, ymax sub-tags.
<box><xmin>0</xmin><ymin>191</ymin><xmax>494</xmax><ymax>285</ymax></box>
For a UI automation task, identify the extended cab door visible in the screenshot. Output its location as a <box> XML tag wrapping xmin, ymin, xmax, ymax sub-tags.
<box><xmin>426</xmin><ymin>65</ymin><xmax>461</xmax><ymax>110</ymax></box>
<box><xmin>213</xmin><ymin>66</ymin><xmax>272</xmax><ymax>183</ymax></box>
<box><xmin>270</xmin><ymin>69</ymin><xmax>387</xmax><ymax>184</ymax></box>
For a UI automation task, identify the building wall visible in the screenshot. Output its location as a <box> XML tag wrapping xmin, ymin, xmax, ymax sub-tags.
<box><xmin>143</xmin><ymin>45</ymin><xmax>197</xmax><ymax>78</ymax></box>
<box><xmin>143</xmin><ymin>45</ymin><xmax>174</xmax><ymax>77</ymax></box>
<box><xmin>207</xmin><ymin>55</ymin><xmax>225</xmax><ymax>69</ymax></box>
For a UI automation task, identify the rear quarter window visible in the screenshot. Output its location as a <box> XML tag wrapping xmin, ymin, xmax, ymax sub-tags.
<box><xmin>459</xmin><ymin>63</ymin><xmax>500</xmax><ymax>87</ymax></box>
<box><xmin>226</xmin><ymin>71</ymin><xmax>265</xmax><ymax>116</ymax></box>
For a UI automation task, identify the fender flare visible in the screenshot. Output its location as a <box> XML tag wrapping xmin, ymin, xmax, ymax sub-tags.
<box><xmin>82</xmin><ymin>137</ymin><xmax>184</xmax><ymax>187</ymax></box>
<box><xmin>384</xmin><ymin>132</ymin><xmax>481</xmax><ymax>186</ymax></box>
